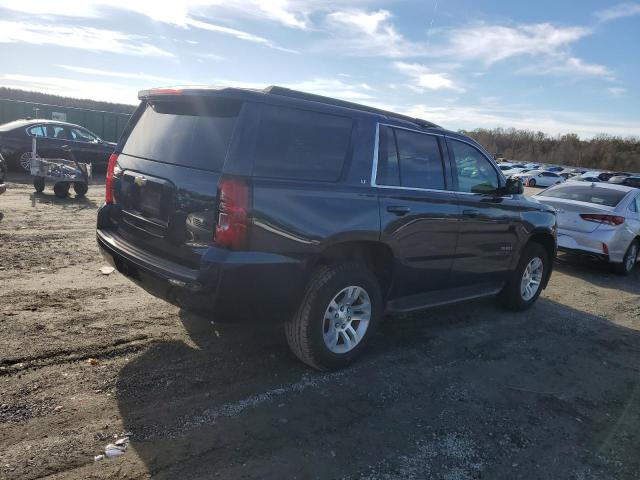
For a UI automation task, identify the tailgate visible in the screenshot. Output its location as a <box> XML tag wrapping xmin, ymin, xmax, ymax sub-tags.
<box><xmin>108</xmin><ymin>95</ymin><xmax>242</xmax><ymax>267</ymax></box>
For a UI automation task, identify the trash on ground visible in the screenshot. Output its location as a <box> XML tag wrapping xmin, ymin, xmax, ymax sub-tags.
<box><xmin>99</xmin><ymin>266</ymin><xmax>115</xmax><ymax>275</ymax></box>
<box><xmin>94</xmin><ymin>436</ymin><xmax>130</xmax><ymax>461</ymax></box>
<box><xmin>86</xmin><ymin>358</ymin><xmax>98</xmax><ymax>366</ymax></box>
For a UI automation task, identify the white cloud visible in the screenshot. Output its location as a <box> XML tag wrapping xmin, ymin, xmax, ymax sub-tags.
<box><xmin>57</xmin><ymin>65</ymin><xmax>186</xmax><ymax>84</ymax></box>
<box><xmin>607</xmin><ymin>87</ymin><xmax>627</xmax><ymax>97</ymax></box>
<box><xmin>185</xmin><ymin>18</ymin><xmax>298</xmax><ymax>53</ymax></box>
<box><xmin>393</xmin><ymin>62</ymin><xmax>464</xmax><ymax>92</ymax></box>
<box><xmin>0</xmin><ymin>0</ymin><xmax>301</xmax><ymax>51</ymax></box>
<box><xmin>521</xmin><ymin>57</ymin><xmax>613</xmax><ymax>79</ymax></box>
<box><xmin>252</xmin><ymin>0</ymin><xmax>310</xmax><ymax>29</ymax></box>
<box><xmin>595</xmin><ymin>2</ymin><xmax>640</xmax><ymax>22</ymax></box>
<box><xmin>405</xmin><ymin>104</ymin><xmax>640</xmax><ymax>139</ymax></box>
<box><xmin>442</xmin><ymin>23</ymin><xmax>590</xmax><ymax>65</ymax></box>
<box><xmin>283</xmin><ymin>78</ymin><xmax>375</xmax><ymax>101</ymax></box>
<box><xmin>0</xmin><ymin>73</ymin><xmax>139</xmax><ymax>104</ymax></box>
<box><xmin>324</xmin><ymin>9</ymin><xmax>424</xmax><ymax>57</ymax></box>
<box><xmin>0</xmin><ymin>21</ymin><xmax>172</xmax><ymax>57</ymax></box>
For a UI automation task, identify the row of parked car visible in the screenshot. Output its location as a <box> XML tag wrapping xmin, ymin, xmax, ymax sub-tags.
<box><xmin>498</xmin><ymin>161</ymin><xmax>640</xmax><ymax>189</ymax></box>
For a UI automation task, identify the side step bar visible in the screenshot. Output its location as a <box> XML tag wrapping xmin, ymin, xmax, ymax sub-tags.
<box><xmin>385</xmin><ymin>282</ymin><xmax>504</xmax><ymax>313</ymax></box>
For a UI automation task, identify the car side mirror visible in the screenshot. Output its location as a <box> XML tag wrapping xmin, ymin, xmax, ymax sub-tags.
<box><xmin>505</xmin><ymin>177</ymin><xmax>524</xmax><ymax>195</ymax></box>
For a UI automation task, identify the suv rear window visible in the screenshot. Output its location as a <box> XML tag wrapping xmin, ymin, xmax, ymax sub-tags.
<box><xmin>252</xmin><ymin>105</ymin><xmax>353</xmax><ymax>181</ymax></box>
<box><xmin>122</xmin><ymin>97</ymin><xmax>241</xmax><ymax>171</ymax></box>
<box><xmin>540</xmin><ymin>185</ymin><xmax>626</xmax><ymax>207</ymax></box>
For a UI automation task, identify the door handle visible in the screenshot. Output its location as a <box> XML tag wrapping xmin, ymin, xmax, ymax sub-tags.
<box><xmin>463</xmin><ymin>209</ymin><xmax>480</xmax><ymax>218</ymax></box>
<box><xmin>387</xmin><ymin>205</ymin><xmax>411</xmax><ymax>216</ymax></box>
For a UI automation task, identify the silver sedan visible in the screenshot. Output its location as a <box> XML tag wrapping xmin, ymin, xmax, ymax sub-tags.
<box><xmin>535</xmin><ymin>182</ymin><xmax>640</xmax><ymax>275</ymax></box>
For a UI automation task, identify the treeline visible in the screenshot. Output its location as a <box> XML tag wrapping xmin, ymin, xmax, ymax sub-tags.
<box><xmin>462</xmin><ymin>128</ymin><xmax>640</xmax><ymax>173</ymax></box>
<box><xmin>0</xmin><ymin>87</ymin><xmax>136</xmax><ymax>114</ymax></box>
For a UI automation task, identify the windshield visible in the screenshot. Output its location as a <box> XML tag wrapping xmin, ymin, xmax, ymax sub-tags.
<box><xmin>539</xmin><ymin>184</ymin><xmax>627</xmax><ymax>207</ymax></box>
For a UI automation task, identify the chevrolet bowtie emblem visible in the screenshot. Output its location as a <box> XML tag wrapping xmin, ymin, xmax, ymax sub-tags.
<box><xmin>134</xmin><ymin>176</ymin><xmax>147</xmax><ymax>187</ymax></box>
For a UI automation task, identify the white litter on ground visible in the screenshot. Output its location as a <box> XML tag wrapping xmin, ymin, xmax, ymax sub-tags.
<box><xmin>99</xmin><ymin>266</ymin><xmax>115</xmax><ymax>275</ymax></box>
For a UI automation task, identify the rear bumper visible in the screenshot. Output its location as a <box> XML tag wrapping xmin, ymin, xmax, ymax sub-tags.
<box><xmin>96</xmin><ymin>228</ymin><xmax>308</xmax><ymax>317</ymax></box>
<box><xmin>557</xmin><ymin>227</ymin><xmax>624</xmax><ymax>263</ymax></box>
<box><xmin>0</xmin><ymin>183</ymin><xmax>5</xmax><ymax>195</ymax></box>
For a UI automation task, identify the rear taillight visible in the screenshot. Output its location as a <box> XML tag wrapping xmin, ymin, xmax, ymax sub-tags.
<box><xmin>580</xmin><ymin>214</ymin><xmax>625</xmax><ymax>226</ymax></box>
<box><xmin>105</xmin><ymin>153</ymin><xmax>118</xmax><ymax>204</ymax></box>
<box><xmin>214</xmin><ymin>177</ymin><xmax>249</xmax><ymax>250</ymax></box>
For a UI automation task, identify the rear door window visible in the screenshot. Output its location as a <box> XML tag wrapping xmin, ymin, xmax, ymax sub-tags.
<box><xmin>122</xmin><ymin>97</ymin><xmax>242</xmax><ymax>172</ymax></box>
<box><xmin>376</xmin><ymin>126</ymin><xmax>445</xmax><ymax>190</ymax></box>
<box><xmin>70</xmin><ymin>127</ymin><xmax>97</xmax><ymax>143</ymax></box>
<box><xmin>252</xmin><ymin>105</ymin><xmax>353</xmax><ymax>182</ymax></box>
<box><xmin>45</xmin><ymin>125</ymin><xmax>68</xmax><ymax>139</ymax></box>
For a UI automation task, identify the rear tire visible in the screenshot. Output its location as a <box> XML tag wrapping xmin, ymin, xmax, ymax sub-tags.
<box><xmin>285</xmin><ymin>262</ymin><xmax>382</xmax><ymax>371</ymax></box>
<box><xmin>53</xmin><ymin>182</ymin><xmax>70</xmax><ymax>198</ymax></box>
<box><xmin>615</xmin><ymin>240</ymin><xmax>638</xmax><ymax>276</ymax></box>
<box><xmin>33</xmin><ymin>177</ymin><xmax>45</xmax><ymax>193</ymax></box>
<box><xmin>499</xmin><ymin>242</ymin><xmax>548</xmax><ymax>311</ymax></box>
<box><xmin>73</xmin><ymin>182</ymin><xmax>88</xmax><ymax>197</ymax></box>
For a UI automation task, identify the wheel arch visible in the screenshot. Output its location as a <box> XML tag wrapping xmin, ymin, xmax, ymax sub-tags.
<box><xmin>313</xmin><ymin>240</ymin><xmax>395</xmax><ymax>299</ymax></box>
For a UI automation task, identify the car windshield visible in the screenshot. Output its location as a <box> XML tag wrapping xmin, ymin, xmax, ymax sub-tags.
<box><xmin>539</xmin><ymin>184</ymin><xmax>627</xmax><ymax>207</ymax></box>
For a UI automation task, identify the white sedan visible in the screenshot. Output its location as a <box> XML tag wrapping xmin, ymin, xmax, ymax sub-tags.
<box><xmin>536</xmin><ymin>183</ymin><xmax>640</xmax><ymax>275</ymax></box>
<box><xmin>512</xmin><ymin>170</ymin><xmax>565</xmax><ymax>187</ymax></box>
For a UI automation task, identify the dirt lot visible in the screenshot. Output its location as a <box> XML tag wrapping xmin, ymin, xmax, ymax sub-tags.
<box><xmin>1</xmin><ymin>173</ymin><xmax>639</xmax><ymax>480</ymax></box>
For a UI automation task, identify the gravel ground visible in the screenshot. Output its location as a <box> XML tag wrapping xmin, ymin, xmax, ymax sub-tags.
<box><xmin>0</xmin><ymin>174</ymin><xmax>638</xmax><ymax>480</ymax></box>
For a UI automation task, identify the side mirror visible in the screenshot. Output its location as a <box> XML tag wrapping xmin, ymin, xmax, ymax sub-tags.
<box><xmin>505</xmin><ymin>177</ymin><xmax>524</xmax><ymax>195</ymax></box>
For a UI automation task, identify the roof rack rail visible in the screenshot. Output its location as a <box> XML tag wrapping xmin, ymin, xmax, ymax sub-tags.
<box><xmin>263</xmin><ymin>86</ymin><xmax>441</xmax><ymax>129</ymax></box>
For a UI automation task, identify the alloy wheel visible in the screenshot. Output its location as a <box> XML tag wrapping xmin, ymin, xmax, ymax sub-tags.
<box><xmin>520</xmin><ymin>257</ymin><xmax>544</xmax><ymax>301</ymax></box>
<box><xmin>19</xmin><ymin>152</ymin><xmax>36</xmax><ymax>171</ymax></box>
<box><xmin>626</xmin><ymin>243</ymin><xmax>638</xmax><ymax>273</ymax></box>
<box><xmin>322</xmin><ymin>286</ymin><xmax>371</xmax><ymax>354</ymax></box>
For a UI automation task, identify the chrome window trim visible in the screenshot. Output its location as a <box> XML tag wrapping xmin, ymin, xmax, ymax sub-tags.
<box><xmin>370</xmin><ymin>122</ymin><xmax>453</xmax><ymax>194</ymax></box>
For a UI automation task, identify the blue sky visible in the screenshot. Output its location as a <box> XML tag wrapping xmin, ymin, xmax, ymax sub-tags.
<box><xmin>0</xmin><ymin>0</ymin><xmax>638</xmax><ymax>138</ymax></box>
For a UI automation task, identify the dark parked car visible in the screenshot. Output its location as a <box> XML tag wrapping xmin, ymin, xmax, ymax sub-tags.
<box><xmin>609</xmin><ymin>175</ymin><xmax>640</xmax><ymax>188</ymax></box>
<box><xmin>97</xmin><ymin>86</ymin><xmax>557</xmax><ymax>370</ymax></box>
<box><xmin>0</xmin><ymin>152</ymin><xmax>6</xmax><ymax>195</ymax></box>
<box><xmin>0</xmin><ymin>119</ymin><xmax>116</xmax><ymax>172</ymax></box>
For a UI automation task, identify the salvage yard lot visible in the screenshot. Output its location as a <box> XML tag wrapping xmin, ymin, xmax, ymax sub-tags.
<box><xmin>1</xmin><ymin>174</ymin><xmax>639</xmax><ymax>480</ymax></box>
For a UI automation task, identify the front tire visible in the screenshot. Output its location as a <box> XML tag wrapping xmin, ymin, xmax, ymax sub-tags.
<box><xmin>615</xmin><ymin>240</ymin><xmax>638</xmax><ymax>276</ymax></box>
<box><xmin>73</xmin><ymin>182</ymin><xmax>88</xmax><ymax>197</ymax></box>
<box><xmin>33</xmin><ymin>177</ymin><xmax>45</xmax><ymax>192</ymax></box>
<box><xmin>499</xmin><ymin>243</ymin><xmax>548</xmax><ymax>311</ymax></box>
<box><xmin>285</xmin><ymin>262</ymin><xmax>382</xmax><ymax>371</ymax></box>
<box><xmin>528</xmin><ymin>178</ymin><xmax>537</xmax><ymax>187</ymax></box>
<box><xmin>53</xmin><ymin>182</ymin><xmax>70</xmax><ymax>198</ymax></box>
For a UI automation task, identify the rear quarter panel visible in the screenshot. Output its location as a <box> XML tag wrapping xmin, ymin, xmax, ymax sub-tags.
<box><xmin>247</xmin><ymin>113</ymin><xmax>380</xmax><ymax>262</ymax></box>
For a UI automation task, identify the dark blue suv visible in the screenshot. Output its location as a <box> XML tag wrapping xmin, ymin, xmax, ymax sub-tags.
<box><xmin>97</xmin><ymin>86</ymin><xmax>557</xmax><ymax>370</ymax></box>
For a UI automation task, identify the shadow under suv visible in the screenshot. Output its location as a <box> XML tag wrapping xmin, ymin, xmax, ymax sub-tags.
<box><xmin>97</xmin><ymin>86</ymin><xmax>557</xmax><ymax>370</ymax></box>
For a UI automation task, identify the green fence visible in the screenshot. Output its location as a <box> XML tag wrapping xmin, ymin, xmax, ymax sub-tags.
<box><xmin>0</xmin><ymin>98</ymin><xmax>132</xmax><ymax>142</ymax></box>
